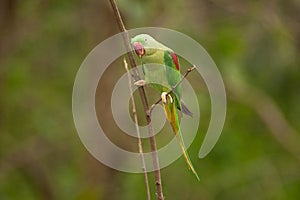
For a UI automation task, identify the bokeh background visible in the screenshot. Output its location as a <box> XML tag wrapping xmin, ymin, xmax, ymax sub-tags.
<box><xmin>1</xmin><ymin>0</ymin><xmax>300</xmax><ymax>199</ymax></box>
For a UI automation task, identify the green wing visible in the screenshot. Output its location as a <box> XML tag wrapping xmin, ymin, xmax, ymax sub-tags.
<box><xmin>164</xmin><ymin>50</ymin><xmax>181</xmax><ymax>109</ymax></box>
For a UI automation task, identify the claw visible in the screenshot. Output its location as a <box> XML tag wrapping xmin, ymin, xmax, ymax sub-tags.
<box><xmin>161</xmin><ymin>92</ymin><xmax>167</xmax><ymax>104</ymax></box>
<box><xmin>161</xmin><ymin>92</ymin><xmax>173</xmax><ymax>104</ymax></box>
<box><xmin>169</xmin><ymin>94</ymin><xmax>173</xmax><ymax>103</ymax></box>
<box><xmin>134</xmin><ymin>79</ymin><xmax>146</xmax><ymax>86</ymax></box>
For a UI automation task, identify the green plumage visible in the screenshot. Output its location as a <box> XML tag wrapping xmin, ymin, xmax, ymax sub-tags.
<box><xmin>131</xmin><ymin>34</ymin><xmax>199</xmax><ymax>181</ymax></box>
<box><xmin>164</xmin><ymin>50</ymin><xmax>181</xmax><ymax>109</ymax></box>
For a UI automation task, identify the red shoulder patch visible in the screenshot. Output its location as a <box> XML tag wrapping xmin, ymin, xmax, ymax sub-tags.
<box><xmin>171</xmin><ymin>52</ymin><xmax>180</xmax><ymax>71</ymax></box>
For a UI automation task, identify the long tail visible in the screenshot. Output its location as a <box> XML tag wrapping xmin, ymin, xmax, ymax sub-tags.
<box><xmin>163</xmin><ymin>98</ymin><xmax>200</xmax><ymax>181</ymax></box>
<box><xmin>175</xmin><ymin>127</ymin><xmax>200</xmax><ymax>181</ymax></box>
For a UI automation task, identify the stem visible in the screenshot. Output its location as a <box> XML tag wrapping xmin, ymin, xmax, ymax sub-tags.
<box><xmin>108</xmin><ymin>0</ymin><xmax>164</xmax><ymax>199</ymax></box>
<box><xmin>124</xmin><ymin>59</ymin><xmax>151</xmax><ymax>200</ymax></box>
<box><xmin>149</xmin><ymin>65</ymin><xmax>196</xmax><ymax>114</ymax></box>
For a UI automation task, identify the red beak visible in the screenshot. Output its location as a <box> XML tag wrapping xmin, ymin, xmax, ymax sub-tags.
<box><xmin>133</xmin><ymin>42</ymin><xmax>145</xmax><ymax>57</ymax></box>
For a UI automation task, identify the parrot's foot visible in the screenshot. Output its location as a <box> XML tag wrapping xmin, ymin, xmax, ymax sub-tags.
<box><xmin>161</xmin><ymin>92</ymin><xmax>173</xmax><ymax>104</ymax></box>
<box><xmin>134</xmin><ymin>79</ymin><xmax>146</xmax><ymax>87</ymax></box>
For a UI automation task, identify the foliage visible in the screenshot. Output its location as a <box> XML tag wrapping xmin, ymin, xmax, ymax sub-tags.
<box><xmin>0</xmin><ymin>0</ymin><xmax>300</xmax><ymax>199</ymax></box>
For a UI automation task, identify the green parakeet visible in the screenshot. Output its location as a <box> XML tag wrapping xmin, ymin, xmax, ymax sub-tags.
<box><xmin>131</xmin><ymin>34</ymin><xmax>199</xmax><ymax>181</ymax></box>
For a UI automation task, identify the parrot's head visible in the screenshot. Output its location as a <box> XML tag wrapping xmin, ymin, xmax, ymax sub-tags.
<box><xmin>131</xmin><ymin>34</ymin><xmax>159</xmax><ymax>58</ymax></box>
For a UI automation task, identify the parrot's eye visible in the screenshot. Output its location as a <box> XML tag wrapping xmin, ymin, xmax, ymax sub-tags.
<box><xmin>144</xmin><ymin>38</ymin><xmax>147</xmax><ymax>42</ymax></box>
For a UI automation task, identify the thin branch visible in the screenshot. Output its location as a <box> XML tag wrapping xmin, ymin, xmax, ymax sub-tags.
<box><xmin>124</xmin><ymin>58</ymin><xmax>151</xmax><ymax>200</ymax></box>
<box><xmin>109</xmin><ymin>0</ymin><xmax>139</xmax><ymax>81</ymax></box>
<box><xmin>108</xmin><ymin>0</ymin><xmax>164</xmax><ymax>199</ymax></box>
<box><xmin>149</xmin><ymin>65</ymin><xmax>196</xmax><ymax>114</ymax></box>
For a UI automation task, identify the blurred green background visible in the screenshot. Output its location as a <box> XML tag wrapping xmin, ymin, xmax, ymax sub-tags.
<box><xmin>1</xmin><ymin>0</ymin><xmax>300</xmax><ymax>199</ymax></box>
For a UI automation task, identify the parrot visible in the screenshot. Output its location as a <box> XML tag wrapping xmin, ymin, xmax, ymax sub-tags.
<box><xmin>131</xmin><ymin>34</ymin><xmax>200</xmax><ymax>181</ymax></box>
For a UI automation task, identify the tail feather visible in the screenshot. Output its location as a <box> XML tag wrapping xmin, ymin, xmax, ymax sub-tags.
<box><xmin>175</xmin><ymin>128</ymin><xmax>200</xmax><ymax>181</ymax></box>
<box><xmin>163</xmin><ymin>98</ymin><xmax>200</xmax><ymax>181</ymax></box>
<box><xmin>179</xmin><ymin>100</ymin><xmax>193</xmax><ymax>117</ymax></box>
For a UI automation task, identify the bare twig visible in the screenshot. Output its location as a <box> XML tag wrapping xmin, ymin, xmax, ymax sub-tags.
<box><xmin>109</xmin><ymin>0</ymin><xmax>139</xmax><ymax>81</ymax></box>
<box><xmin>109</xmin><ymin>0</ymin><xmax>164</xmax><ymax>199</ymax></box>
<box><xmin>149</xmin><ymin>65</ymin><xmax>196</xmax><ymax>114</ymax></box>
<box><xmin>124</xmin><ymin>58</ymin><xmax>151</xmax><ymax>200</ymax></box>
